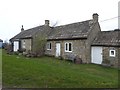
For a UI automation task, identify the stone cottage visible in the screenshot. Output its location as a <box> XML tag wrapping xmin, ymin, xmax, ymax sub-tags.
<box><xmin>10</xmin><ymin>13</ymin><xmax>100</xmax><ymax>64</ymax></box>
<box><xmin>91</xmin><ymin>30</ymin><xmax>120</xmax><ymax>67</ymax></box>
<box><xmin>46</xmin><ymin>13</ymin><xmax>101</xmax><ymax>63</ymax></box>
<box><xmin>10</xmin><ymin>20</ymin><xmax>51</xmax><ymax>52</ymax></box>
<box><xmin>10</xmin><ymin>13</ymin><xmax>120</xmax><ymax>67</ymax></box>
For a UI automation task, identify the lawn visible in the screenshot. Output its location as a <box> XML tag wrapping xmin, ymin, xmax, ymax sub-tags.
<box><xmin>0</xmin><ymin>49</ymin><xmax>2</xmax><ymax>87</ymax></box>
<box><xmin>2</xmin><ymin>50</ymin><xmax>119</xmax><ymax>88</ymax></box>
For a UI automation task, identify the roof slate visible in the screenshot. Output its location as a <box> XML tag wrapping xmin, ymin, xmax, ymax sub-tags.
<box><xmin>92</xmin><ymin>30</ymin><xmax>120</xmax><ymax>46</ymax></box>
<box><xmin>10</xmin><ymin>25</ymin><xmax>51</xmax><ymax>40</ymax></box>
<box><xmin>10</xmin><ymin>19</ymin><xmax>94</xmax><ymax>41</ymax></box>
<box><xmin>48</xmin><ymin>20</ymin><xmax>94</xmax><ymax>40</ymax></box>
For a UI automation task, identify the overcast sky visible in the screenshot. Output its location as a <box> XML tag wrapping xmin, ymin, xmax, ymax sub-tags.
<box><xmin>0</xmin><ymin>0</ymin><xmax>119</xmax><ymax>42</ymax></box>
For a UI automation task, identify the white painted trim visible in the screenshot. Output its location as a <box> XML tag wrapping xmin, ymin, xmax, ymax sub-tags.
<box><xmin>91</xmin><ymin>46</ymin><xmax>103</xmax><ymax>64</ymax></box>
<box><xmin>47</xmin><ymin>42</ymin><xmax>52</xmax><ymax>50</ymax></box>
<box><xmin>56</xmin><ymin>43</ymin><xmax>61</xmax><ymax>57</ymax></box>
<box><xmin>65</xmin><ymin>50</ymin><xmax>72</xmax><ymax>53</ymax></box>
<box><xmin>13</xmin><ymin>41</ymin><xmax>19</xmax><ymax>52</ymax></box>
<box><xmin>47</xmin><ymin>49</ymin><xmax>51</xmax><ymax>50</ymax></box>
<box><xmin>109</xmin><ymin>50</ymin><xmax>116</xmax><ymax>57</ymax></box>
<box><xmin>64</xmin><ymin>42</ymin><xmax>73</xmax><ymax>52</ymax></box>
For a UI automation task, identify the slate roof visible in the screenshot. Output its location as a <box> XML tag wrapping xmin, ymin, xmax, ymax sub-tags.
<box><xmin>10</xmin><ymin>19</ymin><xmax>95</xmax><ymax>41</ymax></box>
<box><xmin>92</xmin><ymin>30</ymin><xmax>120</xmax><ymax>46</ymax></box>
<box><xmin>0</xmin><ymin>39</ymin><xmax>3</xmax><ymax>42</ymax></box>
<box><xmin>10</xmin><ymin>25</ymin><xmax>51</xmax><ymax>41</ymax></box>
<box><xmin>48</xmin><ymin>20</ymin><xmax>94</xmax><ymax>40</ymax></box>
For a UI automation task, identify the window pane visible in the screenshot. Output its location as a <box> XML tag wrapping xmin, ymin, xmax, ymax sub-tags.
<box><xmin>69</xmin><ymin>43</ymin><xmax>72</xmax><ymax>51</ymax></box>
<box><xmin>111</xmin><ymin>51</ymin><xmax>114</xmax><ymax>55</ymax></box>
<box><xmin>109</xmin><ymin>50</ymin><xmax>115</xmax><ymax>57</ymax></box>
<box><xmin>66</xmin><ymin>43</ymin><xmax>68</xmax><ymax>50</ymax></box>
<box><xmin>50</xmin><ymin>43</ymin><xmax>51</xmax><ymax>49</ymax></box>
<box><xmin>47</xmin><ymin>43</ymin><xmax>49</xmax><ymax>49</ymax></box>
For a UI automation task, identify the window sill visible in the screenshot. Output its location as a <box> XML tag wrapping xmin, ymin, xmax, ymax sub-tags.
<box><xmin>47</xmin><ymin>49</ymin><xmax>51</xmax><ymax>50</ymax></box>
<box><xmin>65</xmin><ymin>51</ymin><xmax>72</xmax><ymax>53</ymax></box>
<box><xmin>110</xmin><ymin>55</ymin><xmax>115</xmax><ymax>57</ymax></box>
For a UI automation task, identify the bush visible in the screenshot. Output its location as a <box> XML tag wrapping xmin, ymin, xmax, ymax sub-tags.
<box><xmin>33</xmin><ymin>35</ymin><xmax>47</xmax><ymax>57</ymax></box>
<box><xmin>74</xmin><ymin>57</ymin><xmax>82</xmax><ymax>64</ymax></box>
<box><xmin>13</xmin><ymin>51</ymin><xmax>19</xmax><ymax>55</ymax></box>
<box><xmin>58</xmin><ymin>56</ymin><xmax>63</xmax><ymax>60</ymax></box>
<box><xmin>18</xmin><ymin>48</ymin><xmax>26</xmax><ymax>53</ymax></box>
<box><xmin>4</xmin><ymin>44</ymin><xmax>12</xmax><ymax>54</ymax></box>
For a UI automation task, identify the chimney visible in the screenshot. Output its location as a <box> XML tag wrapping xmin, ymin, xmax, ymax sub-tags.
<box><xmin>21</xmin><ymin>25</ymin><xmax>24</xmax><ymax>32</ymax></box>
<box><xmin>45</xmin><ymin>20</ymin><xmax>49</xmax><ymax>26</ymax></box>
<box><xmin>92</xmin><ymin>13</ymin><xmax>99</xmax><ymax>23</ymax></box>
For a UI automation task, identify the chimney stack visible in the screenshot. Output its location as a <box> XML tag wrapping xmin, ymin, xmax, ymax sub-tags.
<box><xmin>21</xmin><ymin>25</ymin><xmax>24</xmax><ymax>32</ymax></box>
<box><xmin>45</xmin><ymin>20</ymin><xmax>49</xmax><ymax>26</ymax></box>
<box><xmin>93</xmin><ymin>13</ymin><xmax>99</xmax><ymax>23</ymax></box>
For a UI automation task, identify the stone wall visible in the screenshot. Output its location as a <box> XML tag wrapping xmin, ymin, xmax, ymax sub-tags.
<box><xmin>21</xmin><ymin>39</ymin><xmax>32</xmax><ymax>51</ymax></box>
<box><xmin>45</xmin><ymin>19</ymin><xmax>101</xmax><ymax>63</ymax></box>
<box><xmin>62</xmin><ymin>40</ymin><xmax>87</xmax><ymax>63</ymax></box>
<box><xmin>86</xmin><ymin>22</ymin><xmax>101</xmax><ymax>63</ymax></box>
<box><xmin>45</xmin><ymin>39</ymin><xmax>87</xmax><ymax>63</ymax></box>
<box><xmin>102</xmin><ymin>47</ymin><xmax>119</xmax><ymax>68</ymax></box>
<box><xmin>45</xmin><ymin>41</ymin><xmax>56</xmax><ymax>56</ymax></box>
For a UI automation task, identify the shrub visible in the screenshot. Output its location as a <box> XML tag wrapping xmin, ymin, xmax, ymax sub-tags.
<box><xmin>18</xmin><ymin>48</ymin><xmax>26</xmax><ymax>53</ymax></box>
<box><xmin>33</xmin><ymin>35</ymin><xmax>47</xmax><ymax>57</ymax></box>
<box><xmin>13</xmin><ymin>51</ymin><xmax>19</xmax><ymax>55</ymax></box>
<box><xmin>4</xmin><ymin>43</ymin><xmax>12</xmax><ymax>54</ymax></box>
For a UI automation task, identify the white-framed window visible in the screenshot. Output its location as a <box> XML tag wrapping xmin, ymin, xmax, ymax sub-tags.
<box><xmin>109</xmin><ymin>50</ymin><xmax>115</xmax><ymax>57</ymax></box>
<box><xmin>65</xmin><ymin>42</ymin><xmax>72</xmax><ymax>52</ymax></box>
<box><xmin>47</xmin><ymin>42</ymin><xmax>52</xmax><ymax>50</ymax></box>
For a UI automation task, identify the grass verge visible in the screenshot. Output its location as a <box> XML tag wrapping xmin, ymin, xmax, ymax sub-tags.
<box><xmin>2</xmin><ymin>50</ymin><xmax>119</xmax><ymax>88</ymax></box>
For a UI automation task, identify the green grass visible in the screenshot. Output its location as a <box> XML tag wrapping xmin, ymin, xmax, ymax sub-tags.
<box><xmin>2</xmin><ymin>50</ymin><xmax>119</xmax><ymax>88</ymax></box>
<box><xmin>0</xmin><ymin>49</ymin><xmax>2</xmax><ymax>86</ymax></box>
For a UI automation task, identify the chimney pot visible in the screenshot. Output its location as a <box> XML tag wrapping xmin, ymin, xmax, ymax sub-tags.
<box><xmin>93</xmin><ymin>13</ymin><xmax>99</xmax><ymax>22</ymax></box>
<box><xmin>45</xmin><ymin>20</ymin><xmax>49</xmax><ymax>26</ymax></box>
<box><xmin>21</xmin><ymin>25</ymin><xmax>24</xmax><ymax>32</ymax></box>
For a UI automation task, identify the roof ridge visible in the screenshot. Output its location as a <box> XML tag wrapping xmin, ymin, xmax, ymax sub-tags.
<box><xmin>24</xmin><ymin>25</ymin><xmax>44</xmax><ymax>31</ymax></box>
<box><xmin>101</xmin><ymin>30</ymin><xmax>120</xmax><ymax>33</ymax></box>
<box><xmin>54</xmin><ymin>19</ymin><xmax>92</xmax><ymax>28</ymax></box>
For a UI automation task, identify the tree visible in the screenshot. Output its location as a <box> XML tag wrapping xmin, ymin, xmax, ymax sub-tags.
<box><xmin>52</xmin><ymin>21</ymin><xmax>58</xmax><ymax>27</ymax></box>
<box><xmin>32</xmin><ymin>35</ymin><xmax>47</xmax><ymax>57</ymax></box>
